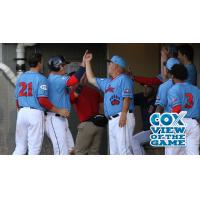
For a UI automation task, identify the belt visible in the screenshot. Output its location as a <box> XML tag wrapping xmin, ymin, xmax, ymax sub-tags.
<box><xmin>192</xmin><ymin>118</ymin><xmax>200</xmax><ymax>120</ymax></box>
<box><xmin>45</xmin><ymin>112</ymin><xmax>62</xmax><ymax>117</ymax></box>
<box><xmin>192</xmin><ymin>118</ymin><xmax>200</xmax><ymax>123</ymax></box>
<box><xmin>19</xmin><ymin>106</ymin><xmax>37</xmax><ymax>110</ymax></box>
<box><xmin>108</xmin><ymin>110</ymin><xmax>133</xmax><ymax>120</ymax></box>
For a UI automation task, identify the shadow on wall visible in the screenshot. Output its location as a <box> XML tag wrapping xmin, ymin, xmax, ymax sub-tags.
<box><xmin>0</xmin><ymin>105</ymin><xmax>3</xmax><ymax>153</ymax></box>
<box><xmin>0</xmin><ymin>105</ymin><xmax>3</xmax><ymax>121</ymax></box>
<box><xmin>7</xmin><ymin>109</ymin><xmax>17</xmax><ymax>154</ymax></box>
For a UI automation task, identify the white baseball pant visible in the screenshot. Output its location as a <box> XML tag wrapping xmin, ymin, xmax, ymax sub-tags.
<box><xmin>45</xmin><ymin>112</ymin><xmax>74</xmax><ymax>155</ymax></box>
<box><xmin>132</xmin><ymin>130</ymin><xmax>152</xmax><ymax>155</ymax></box>
<box><xmin>108</xmin><ymin>112</ymin><xmax>135</xmax><ymax>155</ymax></box>
<box><xmin>165</xmin><ymin>118</ymin><xmax>200</xmax><ymax>155</ymax></box>
<box><xmin>13</xmin><ymin>107</ymin><xmax>45</xmax><ymax>155</ymax></box>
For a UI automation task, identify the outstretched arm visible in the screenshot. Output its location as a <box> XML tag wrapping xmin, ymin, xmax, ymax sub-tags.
<box><xmin>84</xmin><ymin>50</ymin><xmax>97</xmax><ymax>86</ymax></box>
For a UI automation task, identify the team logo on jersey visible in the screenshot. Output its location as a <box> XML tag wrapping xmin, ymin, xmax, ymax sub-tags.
<box><xmin>105</xmin><ymin>86</ymin><xmax>115</xmax><ymax>93</ymax></box>
<box><xmin>149</xmin><ymin>111</ymin><xmax>187</xmax><ymax>147</ymax></box>
<box><xmin>40</xmin><ymin>85</ymin><xmax>48</xmax><ymax>90</ymax></box>
<box><xmin>110</xmin><ymin>95</ymin><xmax>120</xmax><ymax>105</ymax></box>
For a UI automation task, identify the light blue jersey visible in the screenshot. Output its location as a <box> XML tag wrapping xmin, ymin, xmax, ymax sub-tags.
<box><xmin>15</xmin><ymin>71</ymin><xmax>48</xmax><ymax>111</ymax></box>
<box><xmin>168</xmin><ymin>82</ymin><xmax>200</xmax><ymax>119</ymax></box>
<box><xmin>155</xmin><ymin>79</ymin><xmax>173</xmax><ymax>112</ymax></box>
<box><xmin>185</xmin><ymin>63</ymin><xmax>197</xmax><ymax>85</ymax></box>
<box><xmin>96</xmin><ymin>74</ymin><xmax>134</xmax><ymax>117</ymax></box>
<box><xmin>47</xmin><ymin>74</ymin><xmax>71</xmax><ymax>111</ymax></box>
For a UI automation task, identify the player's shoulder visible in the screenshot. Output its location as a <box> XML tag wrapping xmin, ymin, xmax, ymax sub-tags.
<box><xmin>159</xmin><ymin>79</ymin><xmax>173</xmax><ymax>90</ymax></box>
<box><xmin>24</xmin><ymin>71</ymin><xmax>46</xmax><ymax>79</ymax></box>
<box><xmin>16</xmin><ymin>71</ymin><xmax>31</xmax><ymax>81</ymax></box>
<box><xmin>96</xmin><ymin>77</ymin><xmax>111</xmax><ymax>83</ymax></box>
<box><xmin>36</xmin><ymin>74</ymin><xmax>48</xmax><ymax>84</ymax></box>
<box><xmin>119</xmin><ymin>74</ymin><xmax>130</xmax><ymax>79</ymax></box>
<box><xmin>119</xmin><ymin>74</ymin><xmax>133</xmax><ymax>83</ymax></box>
<box><xmin>189</xmin><ymin>83</ymin><xmax>200</xmax><ymax>93</ymax></box>
<box><xmin>168</xmin><ymin>83</ymin><xmax>180</xmax><ymax>93</ymax></box>
<box><xmin>36</xmin><ymin>72</ymin><xmax>46</xmax><ymax>78</ymax></box>
<box><xmin>48</xmin><ymin>74</ymin><xmax>67</xmax><ymax>80</ymax></box>
<box><xmin>186</xmin><ymin>63</ymin><xmax>196</xmax><ymax>70</ymax></box>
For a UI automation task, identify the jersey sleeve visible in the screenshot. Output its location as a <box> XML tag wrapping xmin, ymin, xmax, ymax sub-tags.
<box><xmin>122</xmin><ymin>78</ymin><xmax>134</xmax><ymax>98</ymax></box>
<box><xmin>37</xmin><ymin>77</ymin><xmax>49</xmax><ymax>97</ymax></box>
<box><xmin>134</xmin><ymin>75</ymin><xmax>162</xmax><ymax>85</ymax></box>
<box><xmin>96</xmin><ymin>78</ymin><xmax>110</xmax><ymax>92</ymax></box>
<box><xmin>155</xmin><ymin>84</ymin><xmax>167</xmax><ymax>107</ymax></box>
<box><xmin>167</xmin><ymin>87</ymin><xmax>181</xmax><ymax>111</ymax></box>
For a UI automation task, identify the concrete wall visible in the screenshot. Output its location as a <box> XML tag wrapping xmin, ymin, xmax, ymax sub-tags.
<box><xmin>0</xmin><ymin>44</ymin><xmax>17</xmax><ymax>154</ymax></box>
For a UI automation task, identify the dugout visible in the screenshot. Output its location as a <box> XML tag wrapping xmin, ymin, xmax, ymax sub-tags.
<box><xmin>0</xmin><ymin>43</ymin><xmax>200</xmax><ymax>154</ymax></box>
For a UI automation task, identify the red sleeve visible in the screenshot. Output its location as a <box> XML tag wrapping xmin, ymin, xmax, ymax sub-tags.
<box><xmin>16</xmin><ymin>100</ymin><xmax>19</xmax><ymax>109</ymax></box>
<box><xmin>133</xmin><ymin>76</ymin><xmax>162</xmax><ymax>85</ymax></box>
<box><xmin>38</xmin><ymin>97</ymin><xmax>54</xmax><ymax>110</ymax></box>
<box><xmin>172</xmin><ymin>105</ymin><xmax>181</xmax><ymax>113</ymax></box>
<box><xmin>66</xmin><ymin>75</ymin><xmax>79</xmax><ymax>87</ymax></box>
<box><xmin>70</xmin><ymin>91</ymin><xmax>77</xmax><ymax>104</ymax></box>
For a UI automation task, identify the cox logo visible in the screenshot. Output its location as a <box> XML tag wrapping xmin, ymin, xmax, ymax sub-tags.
<box><xmin>150</xmin><ymin>111</ymin><xmax>187</xmax><ymax>127</ymax></box>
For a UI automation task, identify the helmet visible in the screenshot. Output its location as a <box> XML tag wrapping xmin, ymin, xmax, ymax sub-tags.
<box><xmin>48</xmin><ymin>56</ymin><xmax>70</xmax><ymax>72</ymax></box>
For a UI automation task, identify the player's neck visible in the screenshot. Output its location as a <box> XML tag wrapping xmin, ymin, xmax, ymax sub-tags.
<box><xmin>30</xmin><ymin>67</ymin><xmax>40</xmax><ymax>73</ymax></box>
<box><xmin>174</xmin><ymin>79</ymin><xmax>185</xmax><ymax>84</ymax></box>
<box><xmin>111</xmin><ymin>72</ymin><xmax>122</xmax><ymax>79</ymax></box>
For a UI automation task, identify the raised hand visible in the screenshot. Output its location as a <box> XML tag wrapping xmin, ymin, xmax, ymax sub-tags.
<box><xmin>83</xmin><ymin>50</ymin><xmax>93</xmax><ymax>63</ymax></box>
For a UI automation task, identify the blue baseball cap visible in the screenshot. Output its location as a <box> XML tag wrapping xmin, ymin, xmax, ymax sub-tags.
<box><xmin>107</xmin><ymin>55</ymin><xmax>126</xmax><ymax>68</ymax></box>
<box><xmin>164</xmin><ymin>58</ymin><xmax>180</xmax><ymax>70</ymax></box>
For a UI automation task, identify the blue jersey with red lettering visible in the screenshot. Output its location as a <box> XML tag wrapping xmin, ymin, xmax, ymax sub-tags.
<box><xmin>15</xmin><ymin>71</ymin><xmax>48</xmax><ymax>111</ymax></box>
<box><xmin>155</xmin><ymin>79</ymin><xmax>173</xmax><ymax>112</ymax></box>
<box><xmin>96</xmin><ymin>74</ymin><xmax>134</xmax><ymax>117</ymax></box>
<box><xmin>47</xmin><ymin>74</ymin><xmax>71</xmax><ymax>111</ymax></box>
<box><xmin>167</xmin><ymin>82</ymin><xmax>200</xmax><ymax>119</ymax></box>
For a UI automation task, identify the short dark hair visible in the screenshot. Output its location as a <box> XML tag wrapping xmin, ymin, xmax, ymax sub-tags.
<box><xmin>28</xmin><ymin>53</ymin><xmax>42</xmax><ymax>68</ymax></box>
<box><xmin>178</xmin><ymin>44</ymin><xmax>193</xmax><ymax>61</ymax></box>
<box><xmin>170</xmin><ymin>64</ymin><xmax>188</xmax><ymax>81</ymax></box>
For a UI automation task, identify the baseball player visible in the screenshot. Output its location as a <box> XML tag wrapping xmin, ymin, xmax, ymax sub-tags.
<box><xmin>14</xmin><ymin>53</ymin><xmax>69</xmax><ymax>155</ymax></box>
<box><xmin>177</xmin><ymin>44</ymin><xmax>197</xmax><ymax>85</ymax></box>
<box><xmin>45</xmin><ymin>55</ymin><xmax>86</xmax><ymax>155</ymax></box>
<box><xmin>166</xmin><ymin>64</ymin><xmax>200</xmax><ymax>155</ymax></box>
<box><xmin>131</xmin><ymin>44</ymin><xmax>178</xmax><ymax>86</ymax></box>
<box><xmin>155</xmin><ymin>57</ymin><xmax>180</xmax><ymax>113</ymax></box>
<box><xmin>132</xmin><ymin>85</ymin><xmax>157</xmax><ymax>155</ymax></box>
<box><xmin>84</xmin><ymin>51</ymin><xmax>135</xmax><ymax>155</ymax></box>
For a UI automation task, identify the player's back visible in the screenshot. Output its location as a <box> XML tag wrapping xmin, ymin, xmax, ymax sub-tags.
<box><xmin>172</xmin><ymin>82</ymin><xmax>200</xmax><ymax>118</ymax></box>
<box><xmin>15</xmin><ymin>71</ymin><xmax>48</xmax><ymax>111</ymax></box>
<box><xmin>155</xmin><ymin>79</ymin><xmax>173</xmax><ymax>112</ymax></box>
<box><xmin>47</xmin><ymin>74</ymin><xmax>71</xmax><ymax>110</ymax></box>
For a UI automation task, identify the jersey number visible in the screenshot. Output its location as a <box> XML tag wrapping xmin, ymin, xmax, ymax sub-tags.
<box><xmin>19</xmin><ymin>82</ymin><xmax>33</xmax><ymax>97</ymax></box>
<box><xmin>185</xmin><ymin>93</ymin><xmax>193</xmax><ymax>109</ymax></box>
